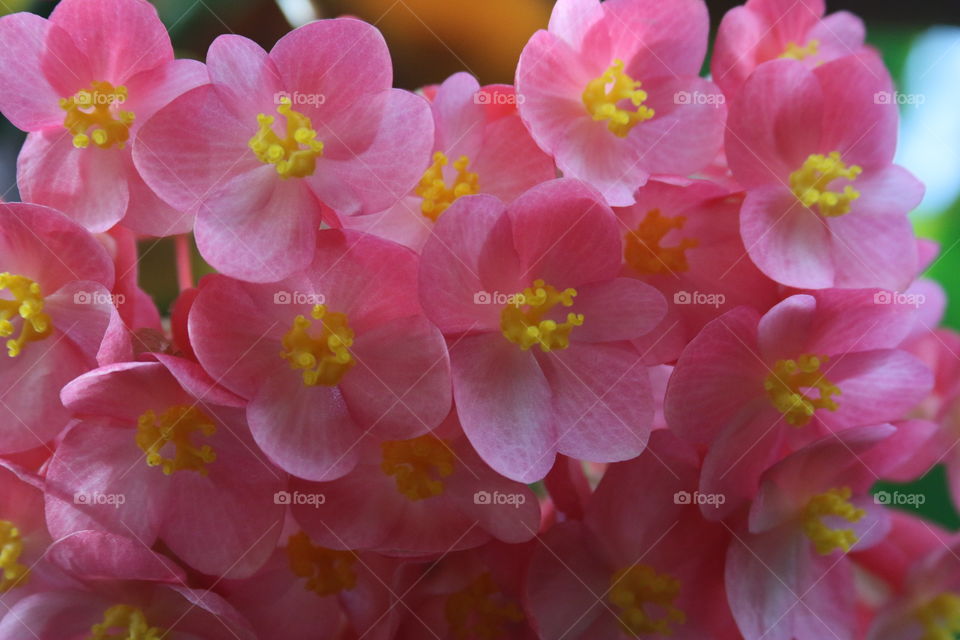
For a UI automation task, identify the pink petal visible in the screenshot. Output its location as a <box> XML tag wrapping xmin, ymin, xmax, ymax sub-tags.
<box><xmin>664</xmin><ymin>306</ymin><xmax>766</xmax><ymax>443</ymax></box>
<box><xmin>44</xmin><ymin>421</ymin><xmax>166</xmax><ymax>542</ymax></box>
<box><xmin>49</xmin><ymin>0</ymin><xmax>172</xmax><ymax>82</ymax></box>
<box><xmin>306</xmin><ymin>88</ymin><xmax>434</xmax><ymax>216</ymax></box>
<box><xmin>819</xmin><ymin>350</ymin><xmax>932</xmax><ymax>431</ymax></box>
<box><xmin>194</xmin><ymin>171</ymin><xmax>320</xmax><ymax>282</ymax></box>
<box><xmin>539</xmin><ymin>342</ymin><xmax>653</xmax><ymax>462</ymax></box>
<box><xmin>206</xmin><ymin>35</ymin><xmax>280</xmax><ymax>122</ymax></box>
<box><xmin>339</xmin><ymin>315</ymin><xmax>451</xmax><ymax>440</ymax></box>
<box><xmin>18</xmin><ymin>130</ymin><xmax>130</xmax><ymax>233</ymax></box>
<box><xmin>725</xmin><ymin>59</ymin><xmax>824</xmax><ymax>188</ymax></box>
<box><xmin>451</xmin><ymin>332</ymin><xmax>556</xmax><ymax>483</ymax></box>
<box><xmin>510</xmin><ymin>178</ymin><xmax>621</xmax><ymax>287</ymax></box>
<box><xmin>571</xmin><ymin>278</ymin><xmax>665</xmax><ymax>343</ymax></box>
<box><xmin>420</xmin><ymin>194</ymin><xmax>523</xmax><ymax>334</ymax></box>
<box><xmin>547</xmin><ymin>0</ymin><xmax>604</xmax><ymax>49</ymax></box>
<box><xmin>248</xmin><ymin>377</ymin><xmax>361</xmax><ymax>482</ymax></box>
<box><xmin>814</xmin><ymin>52</ymin><xmax>897</xmax><ymax>169</ymax></box>
<box><xmin>0</xmin><ymin>202</ymin><xmax>114</xmax><ymax>292</ymax></box>
<box><xmin>726</xmin><ymin>529</ymin><xmax>856</xmax><ymax>640</ymax></box>
<box><xmin>0</xmin><ymin>13</ymin><xmax>90</xmax><ymax>130</ymax></box>
<box><xmin>740</xmin><ymin>185</ymin><xmax>836</xmax><ymax>289</ymax></box>
<box><xmin>270</xmin><ymin>18</ymin><xmax>392</xmax><ymax>119</ymax></box>
<box><xmin>47</xmin><ymin>530</ymin><xmax>184</xmax><ymax>583</ymax></box>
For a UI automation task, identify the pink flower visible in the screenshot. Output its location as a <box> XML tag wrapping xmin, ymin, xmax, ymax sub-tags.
<box><xmin>134</xmin><ymin>18</ymin><xmax>434</xmax><ymax>281</ymax></box>
<box><xmin>420</xmin><ymin>179</ymin><xmax>666</xmax><ymax>482</ymax></box>
<box><xmin>219</xmin><ymin>531</ymin><xmax>406</xmax><ymax>640</ymax></box>
<box><xmin>0</xmin><ymin>530</ymin><xmax>257</xmax><ymax>640</ymax></box>
<box><xmin>515</xmin><ymin>0</ymin><xmax>726</xmax><ymax>206</ymax></box>
<box><xmin>344</xmin><ymin>72</ymin><xmax>556</xmax><ymax>251</ymax></box>
<box><xmin>904</xmin><ymin>328</ymin><xmax>960</xmax><ymax>513</ymax></box>
<box><xmin>290</xmin><ymin>416</ymin><xmax>539</xmax><ymax>555</ymax></box>
<box><xmin>712</xmin><ymin>0</ymin><xmax>867</xmax><ymax>98</ymax></box>
<box><xmin>725</xmin><ymin>425</ymin><xmax>905</xmax><ymax>640</ymax></box>
<box><xmin>0</xmin><ymin>462</ymin><xmax>73</xmax><ymax>612</ymax></box>
<box><xmin>45</xmin><ymin>356</ymin><xmax>286</xmax><ymax>578</ymax></box>
<box><xmin>189</xmin><ymin>230</ymin><xmax>452</xmax><ymax>481</ymax></box>
<box><xmin>396</xmin><ymin>541</ymin><xmax>534</xmax><ymax>639</ymax></box>
<box><xmin>861</xmin><ymin>525</ymin><xmax>960</xmax><ymax>640</ymax></box>
<box><xmin>526</xmin><ymin>431</ymin><xmax>738</xmax><ymax>639</ymax></box>
<box><xmin>726</xmin><ymin>54</ymin><xmax>924</xmax><ymax>289</ymax></box>
<box><xmin>0</xmin><ymin>203</ymin><xmax>118</xmax><ymax>454</ymax></box>
<box><xmin>616</xmin><ymin>178</ymin><xmax>779</xmax><ymax>363</ymax></box>
<box><xmin>665</xmin><ymin>290</ymin><xmax>932</xmax><ymax>518</ymax></box>
<box><xmin>0</xmin><ymin>0</ymin><xmax>207</xmax><ymax>234</ymax></box>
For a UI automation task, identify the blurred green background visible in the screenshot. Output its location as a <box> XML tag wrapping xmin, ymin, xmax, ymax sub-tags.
<box><xmin>1</xmin><ymin>0</ymin><xmax>958</xmax><ymax>529</ymax></box>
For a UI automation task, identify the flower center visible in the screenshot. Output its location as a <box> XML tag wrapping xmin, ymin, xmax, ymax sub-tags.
<box><xmin>764</xmin><ymin>354</ymin><xmax>840</xmax><ymax>427</ymax></box>
<box><xmin>0</xmin><ymin>273</ymin><xmax>53</xmax><ymax>358</ymax></box>
<box><xmin>608</xmin><ymin>564</ymin><xmax>686</xmax><ymax>636</ymax></box>
<box><xmin>624</xmin><ymin>209</ymin><xmax>699</xmax><ymax>274</ymax></box>
<box><xmin>915</xmin><ymin>592</ymin><xmax>960</xmax><ymax>640</ymax></box>
<box><xmin>280</xmin><ymin>304</ymin><xmax>355</xmax><ymax>387</ymax></box>
<box><xmin>135</xmin><ymin>405</ymin><xmax>217</xmax><ymax>476</ymax></box>
<box><xmin>88</xmin><ymin>604</ymin><xmax>164</xmax><ymax>640</ymax></box>
<box><xmin>582</xmin><ymin>59</ymin><xmax>654</xmax><ymax>138</ymax></box>
<box><xmin>416</xmin><ymin>151</ymin><xmax>480</xmax><ymax>221</ymax></box>
<box><xmin>0</xmin><ymin>520</ymin><xmax>29</xmax><ymax>593</ymax></box>
<box><xmin>802</xmin><ymin>487</ymin><xmax>865</xmax><ymax>555</ymax></box>
<box><xmin>501</xmin><ymin>279</ymin><xmax>583</xmax><ymax>352</ymax></box>
<box><xmin>286</xmin><ymin>531</ymin><xmax>357</xmax><ymax>597</ymax></box>
<box><xmin>380</xmin><ymin>435</ymin><xmax>455</xmax><ymax>501</ymax></box>
<box><xmin>789</xmin><ymin>152</ymin><xmax>862</xmax><ymax>217</ymax></box>
<box><xmin>60</xmin><ymin>81</ymin><xmax>135</xmax><ymax>150</ymax></box>
<box><xmin>445</xmin><ymin>572</ymin><xmax>524</xmax><ymax>640</ymax></box>
<box><xmin>249</xmin><ymin>97</ymin><xmax>324</xmax><ymax>179</ymax></box>
<box><xmin>780</xmin><ymin>39</ymin><xmax>820</xmax><ymax>60</ymax></box>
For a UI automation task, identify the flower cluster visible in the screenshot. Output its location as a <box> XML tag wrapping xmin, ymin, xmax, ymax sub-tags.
<box><xmin>0</xmin><ymin>0</ymin><xmax>956</xmax><ymax>638</ymax></box>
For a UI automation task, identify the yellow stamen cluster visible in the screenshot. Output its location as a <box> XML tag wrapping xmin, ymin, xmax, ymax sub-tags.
<box><xmin>280</xmin><ymin>304</ymin><xmax>355</xmax><ymax>387</ymax></box>
<box><xmin>624</xmin><ymin>209</ymin><xmax>699</xmax><ymax>274</ymax></box>
<box><xmin>608</xmin><ymin>564</ymin><xmax>686</xmax><ymax>636</ymax></box>
<box><xmin>88</xmin><ymin>604</ymin><xmax>164</xmax><ymax>640</ymax></box>
<box><xmin>135</xmin><ymin>405</ymin><xmax>217</xmax><ymax>476</ymax></box>
<box><xmin>445</xmin><ymin>572</ymin><xmax>524</xmax><ymax>640</ymax></box>
<box><xmin>0</xmin><ymin>520</ymin><xmax>29</xmax><ymax>592</ymax></box>
<box><xmin>0</xmin><ymin>273</ymin><xmax>52</xmax><ymax>358</ymax></box>
<box><xmin>802</xmin><ymin>487</ymin><xmax>865</xmax><ymax>555</ymax></box>
<box><xmin>501</xmin><ymin>279</ymin><xmax>583</xmax><ymax>352</ymax></box>
<box><xmin>60</xmin><ymin>81</ymin><xmax>134</xmax><ymax>150</ymax></box>
<box><xmin>764</xmin><ymin>354</ymin><xmax>840</xmax><ymax>427</ymax></box>
<box><xmin>790</xmin><ymin>151</ymin><xmax>863</xmax><ymax>217</ymax></box>
<box><xmin>915</xmin><ymin>592</ymin><xmax>960</xmax><ymax>640</ymax></box>
<box><xmin>780</xmin><ymin>39</ymin><xmax>821</xmax><ymax>61</ymax></box>
<box><xmin>287</xmin><ymin>531</ymin><xmax>357</xmax><ymax>597</ymax></box>
<box><xmin>380</xmin><ymin>435</ymin><xmax>455</xmax><ymax>501</ymax></box>
<box><xmin>582</xmin><ymin>59</ymin><xmax>654</xmax><ymax>138</ymax></box>
<box><xmin>416</xmin><ymin>151</ymin><xmax>480</xmax><ymax>221</ymax></box>
<box><xmin>249</xmin><ymin>97</ymin><xmax>324</xmax><ymax>179</ymax></box>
